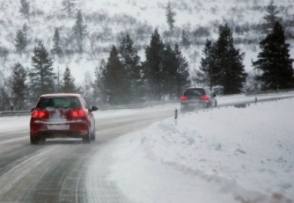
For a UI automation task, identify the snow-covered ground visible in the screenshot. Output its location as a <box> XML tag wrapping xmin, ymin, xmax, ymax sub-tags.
<box><xmin>108</xmin><ymin>98</ymin><xmax>294</xmax><ymax>202</ymax></box>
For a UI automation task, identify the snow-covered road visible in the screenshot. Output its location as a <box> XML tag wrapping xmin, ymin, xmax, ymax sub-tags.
<box><xmin>0</xmin><ymin>103</ymin><xmax>176</xmax><ymax>202</ymax></box>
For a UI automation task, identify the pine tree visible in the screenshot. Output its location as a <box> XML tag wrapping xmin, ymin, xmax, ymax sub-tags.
<box><xmin>22</xmin><ymin>23</ymin><xmax>29</xmax><ymax>45</ymax></box>
<box><xmin>199</xmin><ymin>39</ymin><xmax>215</xmax><ymax>88</ymax></box>
<box><xmin>29</xmin><ymin>42</ymin><xmax>56</xmax><ymax>101</ymax></box>
<box><xmin>61</xmin><ymin>67</ymin><xmax>76</xmax><ymax>93</ymax></box>
<box><xmin>9</xmin><ymin>63</ymin><xmax>28</xmax><ymax>110</ymax></box>
<box><xmin>144</xmin><ymin>29</ymin><xmax>165</xmax><ymax>100</ymax></box>
<box><xmin>62</xmin><ymin>0</ymin><xmax>76</xmax><ymax>18</ymax></box>
<box><xmin>161</xmin><ymin>44</ymin><xmax>177</xmax><ymax>97</ymax></box>
<box><xmin>73</xmin><ymin>10</ymin><xmax>87</xmax><ymax>54</ymax></box>
<box><xmin>161</xmin><ymin>44</ymin><xmax>189</xmax><ymax>98</ymax></box>
<box><xmin>20</xmin><ymin>0</ymin><xmax>30</xmax><ymax>18</ymax></box>
<box><xmin>253</xmin><ymin>22</ymin><xmax>294</xmax><ymax>90</ymax></box>
<box><xmin>263</xmin><ymin>0</ymin><xmax>281</xmax><ymax>34</ymax></box>
<box><xmin>119</xmin><ymin>34</ymin><xmax>142</xmax><ymax>103</ymax></box>
<box><xmin>213</xmin><ymin>24</ymin><xmax>246</xmax><ymax>94</ymax></box>
<box><xmin>52</xmin><ymin>28</ymin><xmax>63</xmax><ymax>57</ymax></box>
<box><xmin>94</xmin><ymin>59</ymin><xmax>107</xmax><ymax>104</ymax></box>
<box><xmin>104</xmin><ymin>46</ymin><xmax>128</xmax><ymax>105</ymax></box>
<box><xmin>174</xmin><ymin>43</ymin><xmax>189</xmax><ymax>96</ymax></box>
<box><xmin>15</xmin><ymin>30</ymin><xmax>27</xmax><ymax>56</ymax></box>
<box><xmin>0</xmin><ymin>87</ymin><xmax>10</xmax><ymax>111</ymax></box>
<box><xmin>23</xmin><ymin>23</ymin><xmax>29</xmax><ymax>34</ymax></box>
<box><xmin>166</xmin><ymin>1</ymin><xmax>176</xmax><ymax>33</ymax></box>
<box><xmin>181</xmin><ymin>30</ymin><xmax>191</xmax><ymax>48</ymax></box>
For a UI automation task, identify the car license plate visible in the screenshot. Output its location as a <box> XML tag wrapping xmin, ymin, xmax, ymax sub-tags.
<box><xmin>47</xmin><ymin>124</ymin><xmax>69</xmax><ymax>130</ymax></box>
<box><xmin>186</xmin><ymin>103</ymin><xmax>198</xmax><ymax>107</ymax></box>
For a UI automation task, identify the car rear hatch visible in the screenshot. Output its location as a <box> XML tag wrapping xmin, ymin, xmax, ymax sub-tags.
<box><xmin>32</xmin><ymin>96</ymin><xmax>85</xmax><ymax>131</ymax></box>
<box><xmin>181</xmin><ymin>88</ymin><xmax>209</xmax><ymax>106</ymax></box>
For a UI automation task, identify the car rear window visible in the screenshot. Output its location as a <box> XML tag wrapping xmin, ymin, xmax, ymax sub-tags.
<box><xmin>184</xmin><ymin>88</ymin><xmax>205</xmax><ymax>96</ymax></box>
<box><xmin>36</xmin><ymin>97</ymin><xmax>81</xmax><ymax>109</ymax></box>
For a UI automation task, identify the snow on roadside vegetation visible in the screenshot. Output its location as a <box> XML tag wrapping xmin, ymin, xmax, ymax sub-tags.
<box><xmin>1</xmin><ymin>0</ymin><xmax>294</xmax><ymax>85</ymax></box>
<box><xmin>109</xmin><ymin>98</ymin><xmax>294</xmax><ymax>202</ymax></box>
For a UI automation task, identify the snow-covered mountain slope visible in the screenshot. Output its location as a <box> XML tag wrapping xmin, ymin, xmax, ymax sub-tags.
<box><xmin>0</xmin><ymin>0</ymin><xmax>293</xmax><ymax>85</ymax></box>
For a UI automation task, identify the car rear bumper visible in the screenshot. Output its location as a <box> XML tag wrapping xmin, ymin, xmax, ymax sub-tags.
<box><xmin>30</xmin><ymin>120</ymin><xmax>89</xmax><ymax>138</ymax></box>
<box><xmin>181</xmin><ymin>101</ymin><xmax>208</xmax><ymax>110</ymax></box>
<box><xmin>30</xmin><ymin>130</ymin><xmax>88</xmax><ymax>139</ymax></box>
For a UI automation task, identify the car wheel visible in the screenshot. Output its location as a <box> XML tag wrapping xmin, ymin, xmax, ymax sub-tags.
<box><xmin>82</xmin><ymin>133</ymin><xmax>91</xmax><ymax>143</ymax></box>
<box><xmin>90</xmin><ymin>131</ymin><xmax>96</xmax><ymax>141</ymax></box>
<box><xmin>30</xmin><ymin>135</ymin><xmax>39</xmax><ymax>145</ymax></box>
<box><xmin>39</xmin><ymin>137</ymin><xmax>46</xmax><ymax>143</ymax></box>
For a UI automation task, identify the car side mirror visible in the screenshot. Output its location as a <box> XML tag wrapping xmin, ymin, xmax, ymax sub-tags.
<box><xmin>30</xmin><ymin>108</ymin><xmax>35</xmax><ymax>112</ymax></box>
<box><xmin>91</xmin><ymin>106</ymin><xmax>98</xmax><ymax>111</ymax></box>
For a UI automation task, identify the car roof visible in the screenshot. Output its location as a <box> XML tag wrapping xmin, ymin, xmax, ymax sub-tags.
<box><xmin>40</xmin><ymin>93</ymin><xmax>81</xmax><ymax>98</ymax></box>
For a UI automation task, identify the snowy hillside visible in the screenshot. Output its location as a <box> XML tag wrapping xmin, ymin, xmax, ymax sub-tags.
<box><xmin>0</xmin><ymin>0</ymin><xmax>294</xmax><ymax>84</ymax></box>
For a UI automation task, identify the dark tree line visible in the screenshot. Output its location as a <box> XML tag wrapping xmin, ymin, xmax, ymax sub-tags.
<box><xmin>8</xmin><ymin>21</ymin><xmax>293</xmax><ymax>110</ymax></box>
<box><xmin>8</xmin><ymin>42</ymin><xmax>79</xmax><ymax>110</ymax></box>
<box><xmin>3</xmin><ymin>0</ymin><xmax>293</xmax><ymax>111</ymax></box>
<box><xmin>97</xmin><ymin>31</ymin><xmax>189</xmax><ymax>105</ymax></box>
<box><xmin>7</xmin><ymin>29</ymin><xmax>189</xmax><ymax>110</ymax></box>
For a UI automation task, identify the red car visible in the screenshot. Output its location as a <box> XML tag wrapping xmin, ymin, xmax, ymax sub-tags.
<box><xmin>30</xmin><ymin>93</ymin><xmax>98</xmax><ymax>144</ymax></box>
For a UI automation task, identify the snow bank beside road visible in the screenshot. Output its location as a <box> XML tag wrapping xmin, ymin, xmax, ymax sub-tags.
<box><xmin>0</xmin><ymin>116</ymin><xmax>30</xmax><ymax>134</ymax></box>
<box><xmin>110</xmin><ymin>98</ymin><xmax>294</xmax><ymax>202</ymax></box>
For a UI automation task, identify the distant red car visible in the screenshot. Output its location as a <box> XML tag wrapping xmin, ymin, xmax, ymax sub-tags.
<box><xmin>30</xmin><ymin>93</ymin><xmax>98</xmax><ymax>144</ymax></box>
<box><xmin>180</xmin><ymin>87</ymin><xmax>217</xmax><ymax>112</ymax></box>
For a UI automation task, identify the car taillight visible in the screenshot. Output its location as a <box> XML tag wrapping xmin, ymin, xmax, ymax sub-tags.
<box><xmin>71</xmin><ymin>109</ymin><xmax>87</xmax><ymax>118</ymax></box>
<box><xmin>32</xmin><ymin>109</ymin><xmax>47</xmax><ymax>118</ymax></box>
<box><xmin>181</xmin><ymin>95</ymin><xmax>188</xmax><ymax>101</ymax></box>
<box><xmin>201</xmin><ymin>95</ymin><xmax>210</xmax><ymax>100</ymax></box>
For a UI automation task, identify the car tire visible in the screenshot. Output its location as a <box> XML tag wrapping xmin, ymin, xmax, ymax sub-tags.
<box><xmin>82</xmin><ymin>133</ymin><xmax>91</xmax><ymax>143</ymax></box>
<box><xmin>39</xmin><ymin>137</ymin><xmax>46</xmax><ymax>143</ymax></box>
<box><xmin>90</xmin><ymin>131</ymin><xmax>96</xmax><ymax>141</ymax></box>
<box><xmin>30</xmin><ymin>135</ymin><xmax>39</xmax><ymax>145</ymax></box>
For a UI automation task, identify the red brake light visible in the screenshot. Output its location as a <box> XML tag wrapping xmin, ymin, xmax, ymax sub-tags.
<box><xmin>181</xmin><ymin>95</ymin><xmax>188</xmax><ymax>101</ymax></box>
<box><xmin>71</xmin><ymin>109</ymin><xmax>87</xmax><ymax>117</ymax></box>
<box><xmin>201</xmin><ymin>95</ymin><xmax>210</xmax><ymax>100</ymax></box>
<box><xmin>32</xmin><ymin>109</ymin><xmax>47</xmax><ymax>118</ymax></box>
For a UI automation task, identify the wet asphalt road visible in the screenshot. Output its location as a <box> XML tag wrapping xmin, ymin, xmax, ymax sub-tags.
<box><xmin>0</xmin><ymin>108</ymin><xmax>174</xmax><ymax>203</ymax></box>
